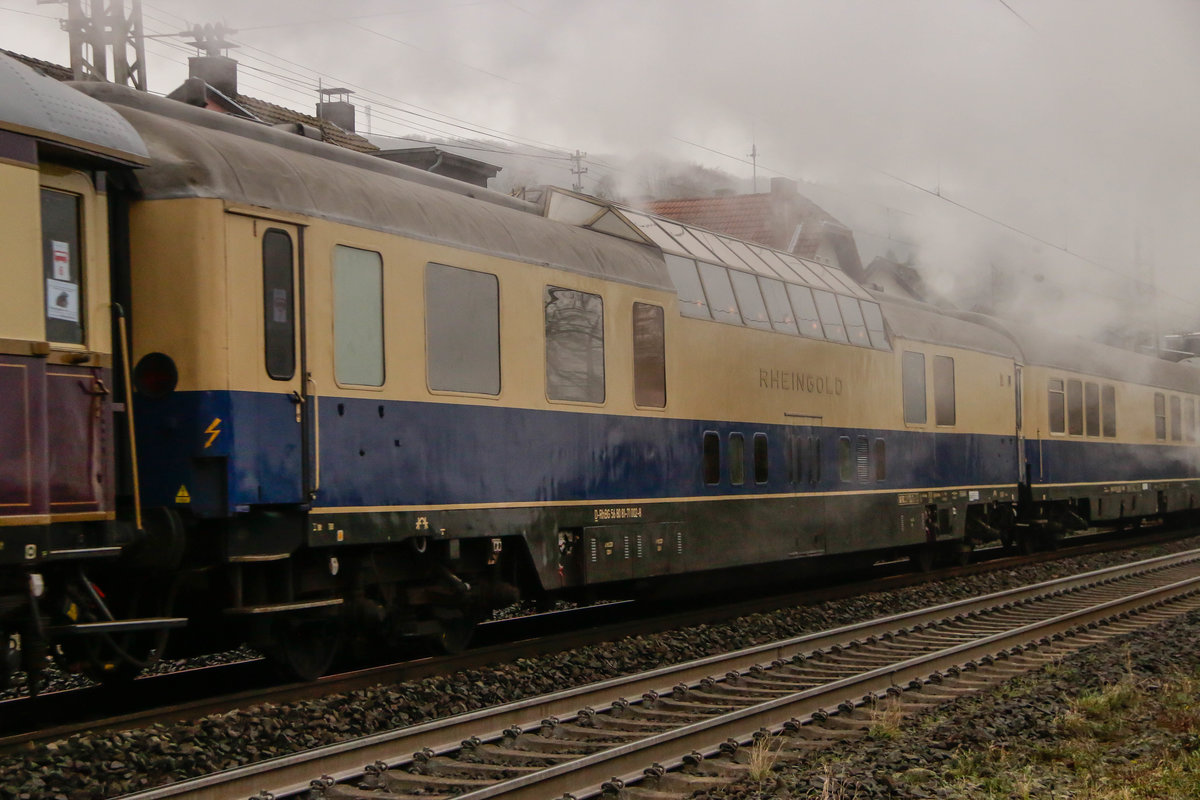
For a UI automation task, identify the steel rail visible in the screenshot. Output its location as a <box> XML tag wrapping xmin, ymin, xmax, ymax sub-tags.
<box><xmin>110</xmin><ymin>547</ymin><xmax>1200</xmax><ymax>800</ymax></box>
<box><xmin>513</xmin><ymin>572</ymin><xmax>1200</xmax><ymax>800</ymax></box>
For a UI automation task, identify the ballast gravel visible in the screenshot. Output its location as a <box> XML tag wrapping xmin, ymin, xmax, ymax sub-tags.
<box><xmin>3</xmin><ymin>536</ymin><xmax>1200</xmax><ymax>799</ymax></box>
<box><xmin>697</xmin><ymin>604</ymin><xmax>1200</xmax><ymax>800</ymax></box>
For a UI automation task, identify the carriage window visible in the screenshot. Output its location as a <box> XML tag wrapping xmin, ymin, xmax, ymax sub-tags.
<box><xmin>262</xmin><ymin>228</ymin><xmax>295</xmax><ymax>381</ymax></box>
<box><xmin>42</xmin><ymin>189</ymin><xmax>84</xmax><ymax>345</ymax></box>
<box><xmin>903</xmin><ymin>351</ymin><xmax>927</xmax><ymax>424</ymax></box>
<box><xmin>703</xmin><ymin>431</ymin><xmax>720</xmax><ymax>485</ymax></box>
<box><xmin>1084</xmin><ymin>382</ymin><xmax>1100</xmax><ymax>437</ymax></box>
<box><xmin>426</xmin><ymin>263</ymin><xmax>499</xmax><ymax>394</ymax></box>
<box><xmin>1049</xmin><ymin>379</ymin><xmax>1066</xmax><ymax>434</ymax></box>
<box><xmin>1102</xmin><ymin>384</ymin><xmax>1116</xmax><ymax>437</ymax></box>
<box><xmin>837</xmin><ymin>296</ymin><xmax>871</xmax><ymax>347</ymax></box>
<box><xmin>633</xmin><ymin>303</ymin><xmax>666</xmax><ymax>407</ymax></box>
<box><xmin>754</xmin><ymin>433</ymin><xmax>768</xmax><ymax>484</ymax></box>
<box><xmin>664</xmin><ymin>254</ymin><xmax>710</xmax><ymax>319</ymax></box>
<box><xmin>934</xmin><ymin>356</ymin><xmax>956</xmax><ymax>426</ymax></box>
<box><xmin>729</xmin><ymin>433</ymin><xmax>745</xmax><ymax>486</ymax></box>
<box><xmin>786</xmin><ymin>284</ymin><xmax>824</xmax><ymax>339</ymax></box>
<box><xmin>1067</xmin><ymin>379</ymin><xmax>1083</xmax><ymax>436</ymax></box>
<box><xmin>728</xmin><ymin>270</ymin><xmax>772</xmax><ymax>330</ymax></box>
<box><xmin>874</xmin><ymin>438</ymin><xmax>886</xmax><ymax>481</ymax></box>
<box><xmin>760</xmin><ymin>278</ymin><xmax>799</xmax><ymax>335</ymax></box>
<box><xmin>838</xmin><ymin>436</ymin><xmax>852</xmax><ymax>482</ymax></box>
<box><xmin>812</xmin><ymin>290</ymin><xmax>848</xmax><ymax>342</ymax></box>
<box><xmin>1154</xmin><ymin>393</ymin><xmax>1166</xmax><ymax>440</ymax></box>
<box><xmin>861</xmin><ymin>301</ymin><xmax>891</xmax><ymax>351</ymax></box>
<box><xmin>545</xmin><ymin>286</ymin><xmax>604</xmax><ymax>403</ymax></box>
<box><xmin>1187</xmin><ymin>399</ymin><xmax>1196</xmax><ymax>443</ymax></box>
<box><xmin>1170</xmin><ymin>395</ymin><xmax>1182</xmax><ymax>441</ymax></box>
<box><xmin>333</xmin><ymin>246</ymin><xmax>384</xmax><ymax>386</ymax></box>
<box><xmin>697</xmin><ymin>263</ymin><xmax>742</xmax><ymax>325</ymax></box>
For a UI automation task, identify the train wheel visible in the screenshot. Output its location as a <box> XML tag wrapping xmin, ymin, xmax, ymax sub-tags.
<box><xmin>432</xmin><ymin>607</ymin><xmax>477</xmax><ymax>654</ymax></box>
<box><xmin>267</xmin><ymin>613</ymin><xmax>343</xmax><ymax>682</ymax></box>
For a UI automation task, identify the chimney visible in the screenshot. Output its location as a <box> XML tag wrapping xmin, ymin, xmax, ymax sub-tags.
<box><xmin>317</xmin><ymin>88</ymin><xmax>356</xmax><ymax>133</ymax></box>
<box><xmin>189</xmin><ymin>55</ymin><xmax>238</xmax><ymax>97</ymax></box>
<box><xmin>771</xmin><ymin>176</ymin><xmax>797</xmax><ymax>196</ymax></box>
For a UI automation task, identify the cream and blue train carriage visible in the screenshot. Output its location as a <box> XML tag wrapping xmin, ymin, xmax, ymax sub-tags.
<box><xmin>546</xmin><ymin>190</ymin><xmax>1025</xmax><ymax>568</ymax></box>
<box><xmin>1015</xmin><ymin>332</ymin><xmax>1200</xmax><ymax>531</ymax></box>
<box><xmin>53</xmin><ymin>78</ymin><xmax>1200</xmax><ymax>678</ymax></box>
<box><xmin>0</xmin><ymin>53</ymin><xmax>187</xmax><ymax>689</ymax></box>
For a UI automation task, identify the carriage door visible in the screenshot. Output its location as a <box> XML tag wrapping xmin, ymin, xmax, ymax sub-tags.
<box><xmin>227</xmin><ymin>214</ymin><xmax>308</xmax><ymax>506</ymax></box>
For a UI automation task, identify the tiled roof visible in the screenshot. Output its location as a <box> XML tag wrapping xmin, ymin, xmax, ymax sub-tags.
<box><xmin>644</xmin><ymin>194</ymin><xmax>775</xmax><ymax>245</ymax></box>
<box><xmin>233</xmin><ymin>94</ymin><xmax>378</xmax><ymax>153</ymax></box>
<box><xmin>2</xmin><ymin>49</ymin><xmax>74</xmax><ymax>82</ymax></box>
<box><xmin>643</xmin><ymin>187</ymin><xmax>864</xmax><ymax>280</ymax></box>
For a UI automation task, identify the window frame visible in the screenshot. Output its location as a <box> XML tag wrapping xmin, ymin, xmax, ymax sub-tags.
<box><xmin>425</xmin><ymin>262</ymin><xmax>500</xmax><ymax>396</ymax></box>
<box><xmin>544</xmin><ymin>285</ymin><xmax>606</xmax><ymax>404</ymax></box>
<box><xmin>332</xmin><ymin>244</ymin><xmax>385</xmax><ymax>388</ymax></box>
<box><xmin>631</xmin><ymin>302</ymin><xmax>666</xmax><ymax>408</ymax></box>
<box><xmin>41</xmin><ymin>187</ymin><xmax>86</xmax><ymax>346</ymax></box>
<box><xmin>1066</xmin><ymin>379</ymin><xmax>1084</xmax><ymax>436</ymax></box>
<box><xmin>262</xmin><ymin>228</ymin><xmax>296</xmax><ymax>382</ymax></box>
<box><xmin>1048</xmin><ymin>379</ymin><xmax>1066</xmax><ymax>435</ymax></box>
<box><xmin>1084</xmin><ymin>381</ymin><xmax>1100</xmax><ymax>437</ymax></box>
<box><xmin>902</xmin><ymin>351</ymin><xmax>927</xmax><ymax>425</ymax></box>
<box><xmin>1101</xmin><ymin>384</ymin><xmax>1117</xmax><ymax>438</ymax></box>
<box><xmin>933</xmin><ymin>355</ymin><xmax>956</xmax><ymax>427</ymax></box>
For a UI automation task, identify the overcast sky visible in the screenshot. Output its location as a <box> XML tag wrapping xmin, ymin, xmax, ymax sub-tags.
<box><xmin>5</xmin><ymin>0</ymin><xmax>1200</xmax><ymax>337</ymax></box>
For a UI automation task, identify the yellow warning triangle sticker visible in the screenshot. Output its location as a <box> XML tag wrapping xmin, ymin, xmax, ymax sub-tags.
<box><xmin>175</xmin><ymin>485</ymin><xmax>191</xmax><ymax>503</ymax></box>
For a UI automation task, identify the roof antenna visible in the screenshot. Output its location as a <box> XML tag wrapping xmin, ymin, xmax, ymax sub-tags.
<box><xmin>748</xmin><ymin>140</ymin><xmax>758</xmax><ymax>193</ymax></box>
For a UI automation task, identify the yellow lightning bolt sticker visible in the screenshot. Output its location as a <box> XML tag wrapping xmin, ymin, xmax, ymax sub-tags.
<box><xmin>204</xmin><ymin>418</ymin><xmax>222</xmax><ymax>448</ymax></box>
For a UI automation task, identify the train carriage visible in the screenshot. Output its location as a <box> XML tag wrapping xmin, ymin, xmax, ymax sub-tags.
<box><xmin>0</xmin><ymin>53</ymin><xmax>185</xmax><ymax>688</ymax></box>
<box><xmin>2</xmin><ymin>55</ymin><xmax>1198</xmax><ymax>684</ymax></box>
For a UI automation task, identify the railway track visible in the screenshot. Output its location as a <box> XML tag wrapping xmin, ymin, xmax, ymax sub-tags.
<box><xmin>3</xmin><ymin>525</ymin><xmax>1185</xmax><ymax>749</ymax></box>
<box><xmin>111</xmin><ymin>547</ymin><xmax>1200</xmax><ymax>800</ymax></box>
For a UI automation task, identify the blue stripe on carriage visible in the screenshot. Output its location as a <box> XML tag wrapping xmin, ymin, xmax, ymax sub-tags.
<box><xmin>135</xmin><ymin>391</ymin><xmax>1198</xmax><ymax>516</ymax></box>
